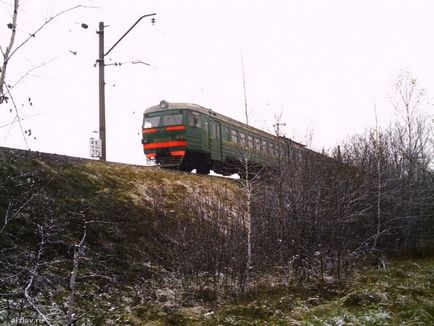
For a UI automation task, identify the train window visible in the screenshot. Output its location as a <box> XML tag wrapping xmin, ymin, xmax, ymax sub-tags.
<box><xmin>210</xmin><ymin>122</ymin><xmax>215</xmax><ymax>138</ymax></box>
<box><xmin>224</xmin><ymin>127</ymin><xmax>230</xmax><ymax>141</ymax></box>
<box><xmin>231</xmin><ymin>130</ymin><xmax>238</xmax><ymax>143</ymax></box>
<box><xmin>143</xmin><ymin>116</ymin><xmax>160</xmax><ymax>128</ymax></box>
<box><xmin>254</xmin><ymin>138</ymin><xmax>260</xmax><ymax>150</ymax></box>
<box><xmin>215</xmin><ymin>124</ymin><xmax>220</xmax><ymax>139</ymax></box>
<box><xmin>262</xmin><ymin>140</ymin><xmax>267</xmax><ymax>152</ymax></box>
<box><xmin>204</xmin><ymin>121</ymin><xmax>209</xmax><ymax>138</ymax></box>
<box><xmin>247</xmin><ymin>135</ymin><xmax>253</xmax><ymax>148</ymax></box>
<box><xmin>239</xmin><ymin>133</ymin><xmax>246</xmax><ymax>146</ymax></box>
<box><xmin>188</xmin><ymin>112</ymin><xmax>201</xmax><ymax>128</ymax></box>
<box><xmin>162</xmin><ymin>113</ymin><xmax>182</xmax><ymax>126</ymax></box>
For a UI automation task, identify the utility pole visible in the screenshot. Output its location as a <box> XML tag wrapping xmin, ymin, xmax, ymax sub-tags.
<box><xmin>96</xmin><ymin>13</ymin><xmax>156</xmax><ymax>161</ymax></box>
<box><xmin>97</xmin><ymin>22</ymin><xmax>106</xmax><ymax>161</ymax></box>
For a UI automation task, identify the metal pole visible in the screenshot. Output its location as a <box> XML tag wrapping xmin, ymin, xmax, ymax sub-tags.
<box><xmin>105</xmin><ymin>13</ymin><xmax>156</xmax><ymax>57</ymax></box>
<box><xmin>98</xmin><ymin>21</ymin><xmax>106</xmax><ymax>161</ymax></box>
<box><xmin>96</xmin><ymin>14</ymin><xmax>155</xmax><ymax>161</ymax></box>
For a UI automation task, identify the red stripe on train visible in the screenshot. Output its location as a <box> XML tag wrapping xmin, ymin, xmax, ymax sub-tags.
<box><xmin>143</xmin><ymin>140</ymin><xmax>187</xmax><ymax>150</ymax></box>
<box><xmin>165</xmin><ymin>125</ymin><xmax>185</xmax><ymax>131</ymax></box>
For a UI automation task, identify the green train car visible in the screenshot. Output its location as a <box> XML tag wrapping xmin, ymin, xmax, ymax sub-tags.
<box><xmin>141</xmin><ymin>100</ymin><xmax>305</xmax><ymax>175</ymax></box>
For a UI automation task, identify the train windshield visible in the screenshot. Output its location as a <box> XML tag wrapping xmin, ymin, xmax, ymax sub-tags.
<box><xmin>143</xmin><ymin>116</ymin><xmax>160</xmax><ymax>128</ymax></box>
<box><xmin>162</xmin><ymin>113</ymin><xmax>183</xmax><ymax>126</ymax></box>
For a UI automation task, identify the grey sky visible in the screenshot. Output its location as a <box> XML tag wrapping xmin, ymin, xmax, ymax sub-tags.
<box><xmin>1</xmin><ymin>0</ymin><xmax>433</xmax><ymax>164</ymax></box>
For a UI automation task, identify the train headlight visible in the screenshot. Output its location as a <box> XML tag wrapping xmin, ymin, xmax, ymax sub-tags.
<box><xmin>160</xmin><ymin>100</ymin><xmax>169</xmax><ymax>109</ymax></box>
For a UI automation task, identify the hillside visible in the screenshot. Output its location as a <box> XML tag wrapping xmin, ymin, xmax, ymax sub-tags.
<box><xmin>0</xmin><ymin>147</ymin><xmax>244</xmax><ymax>325</ymax></box>
<box><xmin>0</xmin><ymin>147</ymin><xmax>433</xmax><ymax>325</ymax></box>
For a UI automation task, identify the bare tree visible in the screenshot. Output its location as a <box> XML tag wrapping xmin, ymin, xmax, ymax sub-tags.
<box><xmin>23</xmin><ymin>223</ymin><xmax>54</xmax><ymax>326</ymax></box>
<box><xmin>371</xmin><ymin>100</ymin><xmax>382</xmax><ymax>252</ymax></box>
<box><xmin>339</xmin><ymin>71</ymin><xmax>434</xmax><ymax>256</ymax></box>
<box><xmin>390</xmin><ymin>72</ymin><xmax>433</xmax><ymax>251</ymax></box>
<box><xmin>66</xmin><ymin>227</ymin><xmax>87</xmax><ymax>326</ymax></box>
<box><xmin>0</xmin><ymin>0</ymin><xmax>19</xmax><ymax>104</ymax></box>
<box><xmin>0</xmin><ymin>2</ymin><xmax>94</xmax><ymax>104</ymax></box>
<box><xmin>237</xmin><ymin>51</ymin><xmax>265</xmax><ymax>293</ymax></box>
<box><xmin>0</xmin><ymin>1</ymin><xmax>96</xmax><ymax>152</ymax></box>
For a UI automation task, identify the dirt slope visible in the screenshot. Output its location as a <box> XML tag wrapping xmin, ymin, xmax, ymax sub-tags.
<box><xmin>0</xmin><ymin>146</ymin><xmax>243</xmax><ymax>325</ymax></box>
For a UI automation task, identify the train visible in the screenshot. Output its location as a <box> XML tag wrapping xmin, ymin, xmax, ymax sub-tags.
<box><xmin>141</xmin><ymin>100</ymin><xmax>307</xmax><ymax>175</ymax></box>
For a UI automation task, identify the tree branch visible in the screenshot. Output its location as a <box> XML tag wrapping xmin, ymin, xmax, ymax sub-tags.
<box><xmin>23</xmin><ymin>224</ymin><xmax>53</xmax><ymax>326</ymax></box>
<box><xmin>66</xmin><ymin>227</ymin><xmax>87</xmax><ymax>326</ymax></box>
<box><xmin>2</xmin><ymin>83</ymin><xmax>29</xmax><ymax>148</ymax></box>
<box><xmin>8</xmin><ymin>5</ymin><xmax>96</xmax><ymax>61</ymax></box>
<box><xmin>0</xmin><ymin>3</ymin><xmax>97</xmax><ymax>104</ymax></box>
<box><xmin>0</xmin><ymin>0</ymin><xmax>19</xmax><ymax>103</ymax></box>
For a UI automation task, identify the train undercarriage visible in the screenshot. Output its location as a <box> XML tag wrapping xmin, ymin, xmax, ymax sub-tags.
<box><xmin>151</xmin><ymin>150</ymin><xmax>262</xmax><ymax>177</ymax></box>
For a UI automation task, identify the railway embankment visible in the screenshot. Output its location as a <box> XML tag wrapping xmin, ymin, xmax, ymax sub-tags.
<box><xmin>0</xmin><ymin>146</ymin><xmax>244</xmax><ymax>324</ymax></box>
<box><xmin>1</xmin><ymin>146</ymin><xmax>433</xmax><ymax>325</ymax></box>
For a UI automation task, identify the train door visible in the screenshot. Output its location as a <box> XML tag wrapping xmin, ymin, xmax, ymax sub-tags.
<box><xmin>209</xmin><ymin>121</ymin><xmax>222</xmax><ymax>161</ymax></box>
<box><xmin>203</xmin><ymin>118</ymin><xmax>210</xmax><ymax>151</ymax></box>
<box><xmin>203</xmin><ymin>117</ymin><xmax>222</xmax><ymax>161</ymax></box>
<box><xmin>207</xmin><ymin>120</ymin><xmax>214</xmax><ymax>156</ymax></box>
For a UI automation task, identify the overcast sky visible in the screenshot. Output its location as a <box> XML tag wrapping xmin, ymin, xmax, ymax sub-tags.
<box><xmin>1</xmin><ymin>0</ymin><xmax>433</xmax><ymax>164</ymax></box>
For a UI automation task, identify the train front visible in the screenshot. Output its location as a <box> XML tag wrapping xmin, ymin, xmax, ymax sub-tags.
<box><xmin>141</xmin><ymin>101</ymin><xmax>187</xmax><ymax>168</ymax></box>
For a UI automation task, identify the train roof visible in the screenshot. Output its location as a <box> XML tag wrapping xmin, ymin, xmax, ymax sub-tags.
<box><xmin>144</xmin><ymin>101</ymin><xmax>305</xmax><ymax>148</ymax></box>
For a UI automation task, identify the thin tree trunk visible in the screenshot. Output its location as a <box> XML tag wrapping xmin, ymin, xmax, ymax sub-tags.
<box><xmin>0</xmin><ymin>0</ymin><xmax>19</xmax><ymax>103</ymax></box>
<box><xmin>240</xmin><ymin>50</ymin><xmax>252</xmax><ymax>293</ymax></box>
<box><xmin>372</xmin><ymin>101</ymin><xmax>382</xmax><ymax>252</ymax></box>
<box><xmin>66</xmin><ymin>228</ymin><xmax>86</xmax><ymax>326</ymax></box>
